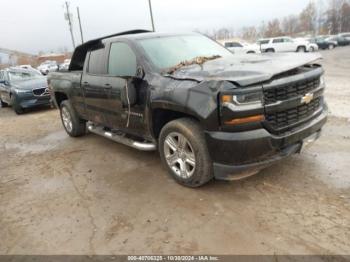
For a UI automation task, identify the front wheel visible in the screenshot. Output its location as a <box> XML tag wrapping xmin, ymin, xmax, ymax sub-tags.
<box><xmin>11</xmin><ymin>95</ymin><xmax>24</xmax><ymax>114</ymax></box>
<box><xmin>60</xmin><ymin>100</ymin><xmax>86</xmax><ymax>137</ymax></box>
<box><xmin>0</xmin><ymin>98</ymin><xmax>8</xmax><ymax>108</ymax></box>
<box><xmin>159</xmin><ymin>118</ymin><xmax>213</xmax><ymax>187</ymax></box>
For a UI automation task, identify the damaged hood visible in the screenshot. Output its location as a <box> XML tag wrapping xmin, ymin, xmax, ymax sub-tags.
<box><xmin>166</xmin><ymin>52</ymin><xmax>322</xmax><ymax>86</ymax></box>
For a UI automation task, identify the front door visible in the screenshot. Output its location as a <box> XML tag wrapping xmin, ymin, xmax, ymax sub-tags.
<box><xmin>105</xmin><ymin>41</ymin><xmax>147</xmax><ymax>136</ymax></box>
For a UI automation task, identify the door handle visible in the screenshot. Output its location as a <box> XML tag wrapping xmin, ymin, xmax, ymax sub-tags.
<box><xmin>104</xmin><ymin>83</ymin><xmax>112</xmax><ymax>89</ymax></box>
<box><xmin>82</xmin><ymin>81</ymin><xmax>89</xmax><ymax>87</ymax></box>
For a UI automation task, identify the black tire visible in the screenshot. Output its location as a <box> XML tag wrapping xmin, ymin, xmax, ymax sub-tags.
<box><xmin>309</xmin><ymin>46</ymin><xmax>315</xmax><ymax>52</ymax></box>
<box><xmin>11</xmin><ymin>95</ymin><xmax>24</xmax><ymax>114</ymax></box>
<box><xmin>159</xmin><ymin>118</ymin><xmax>213</xmax><ymax>187</ymax></box>
<box><xmin>266</xmin><ymin>48</ymin><xmax>275</xmax><ymax>53</ymax></box>
<box><xmin>297</xmin><ymin>46</ymin><xmax>306</xmax><ymax>52</ymax></box>
<box><xmin>247</xmin><ymin>51</ymin><xmax>255</xmax><ymax>54</ymax></box>
<box><xmin>60</xmin><ymin>100</ymin><xmax>86</xmax><ymax>137</ymax></box>
<box><xmin>0</xmin><ymin>99</ymin><xmax>8</xmax><ymax>108</ymax></box>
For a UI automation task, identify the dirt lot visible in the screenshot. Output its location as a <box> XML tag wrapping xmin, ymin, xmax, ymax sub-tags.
<box><xmin>1</xmin><ymin>47</ymin><xmax>350</xmax><ymax>255</ymax></box>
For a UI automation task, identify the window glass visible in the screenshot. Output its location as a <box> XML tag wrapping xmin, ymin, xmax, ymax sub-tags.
<box><xmin>284</xmin><ymin>38</ymin><xmax>292</xmax><ymax>42</ymax></box>
<box><xmin>272</xmin><ymin>38</ymin><xmax>283</xmax><ymax>43</ymax></box>
<box><xmin>138</xmin><ymin>35</ymin><xmax>232</xmax><ymax>69</ymax></box>
<box><xmin>108</xmin><ymin>42</ymin><xmax>137</xmax><ymax>76</ymax></box>
<box><xmin>258</xmin><ymin>40</ymin><xmax>269</xmax><ymax>45</ymax></box>
<box><xmin>0</xmin><ymin>71</ymin><xmax>3</xmax><ymax>80</ymax></box>
<box><xmin>88</xmin><ymin>47</ymin><xmax>106</xmax><ymax>74</ymax></box>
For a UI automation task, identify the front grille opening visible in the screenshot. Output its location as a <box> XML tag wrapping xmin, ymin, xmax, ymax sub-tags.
<box><xmin>33</xmin><ymin>88</ymin><xmax>49</xmax><ymax>96</ymax></box>
<box><xmin>264</xmin><ymin>77</ymin><xmax>320</xmax><ymax>104</ymax></box>
<box><xmin>266</xmin><ymin>97</ymin><xmax>321</xmax><ymax>131</ymax></box>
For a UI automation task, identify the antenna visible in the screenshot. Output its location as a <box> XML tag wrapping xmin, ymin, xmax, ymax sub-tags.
<box><xmin>77</xmin><ymin>7</ymin><xmax>84</xmax><ymax>44</ymax></box>
<box><xmin>64</xmin><ymin>1</ymin><xmax>76</xmax><ymax>49</ymax></box>
<box><xmin>148</xmin><ymin>0</ymin><xmax>155</xmax><ymax>32</ymax></box>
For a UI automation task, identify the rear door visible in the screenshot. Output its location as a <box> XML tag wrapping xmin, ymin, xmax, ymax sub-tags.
<box><xmin>272</xmin><ymin>38</ymin><xmax>285</xmax><ymax>52</ymax></box>
<box><xmin>81</xmin><ymin>46</ymin><xmax>110</xmax><ymax>125</ymax></box>
<box><xmin>283</xmin><ymin>37</ymin><xmax>297</xmax><ymax>51</ymax></box>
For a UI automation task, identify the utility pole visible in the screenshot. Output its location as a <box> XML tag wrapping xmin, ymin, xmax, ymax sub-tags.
<box><xmin>77</xmin><ymin>6</ymin><xmax>84</xmax><ymax>44</ymax></box>
<box><xmin>148</xmin><ymin>0</ymin><xmax>155</xmax><ymax>32</ymax></box>
<box><xmin>65</xmin><ymin>1</ymin><xmax>75</xmax><ymax>49</ymax></box>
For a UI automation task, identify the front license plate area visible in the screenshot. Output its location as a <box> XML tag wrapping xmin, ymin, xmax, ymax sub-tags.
<box><xmin>301</xmin><ymin>132</ymin><xmax>320</xmax><ymax>152</ymax></box>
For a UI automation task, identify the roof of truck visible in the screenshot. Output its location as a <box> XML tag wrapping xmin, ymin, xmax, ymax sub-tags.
<box><xmin>69</xmin><ymin>30</ymin><xmax>199</xmax><ymax>71</ymax></box>
<box><xmin>69</xmin><ymin>29</ymin><xmax>152</xmax><ymax>71</ymax></box>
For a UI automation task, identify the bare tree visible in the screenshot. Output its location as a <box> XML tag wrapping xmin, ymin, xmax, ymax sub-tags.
<box><xmin>340</xmin><ymin>0</ymin><xmax>350</xmax><ymax>31</ymax></box>
<box><xmin>241</xmin><ymin>26</ymin><xmax>258</xmax><ymax>41</ymax></box>
<box><xmin>265</xmin><ymin>19</ymin><xmax>283</xmax><ymax>37</ymax></box>
<box><xmin>282</xmin><ymin>15</ymin><xmax>300</xmax><ymax>36</ymax></box>
<box><xmin>299</xmin><ymin>1</ymin><xmax>318</xmax><ymax>34</ymax></box>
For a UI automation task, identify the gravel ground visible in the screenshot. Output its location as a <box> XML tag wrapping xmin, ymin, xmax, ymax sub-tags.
<box><xmin>0</xmin><ymin>47</ymin><xmax>349</xmax><ymax>255</ymax></box>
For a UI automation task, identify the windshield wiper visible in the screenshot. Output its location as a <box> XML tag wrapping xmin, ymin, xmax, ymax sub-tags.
<box><xmin>165</xmin><ymin>55</ymin><xmax>221</xmax><ymax>75</ymax></box>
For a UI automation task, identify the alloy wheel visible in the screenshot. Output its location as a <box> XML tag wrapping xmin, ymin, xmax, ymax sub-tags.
<box><xmin>61</xmin><ymin>107</ymin><xmax>73</xmax><ymax>132</ymax></box>
<box><xmin>163</xmin><ymin>132</ymin><xmax>196</xmax><ymax>179</ymax></box>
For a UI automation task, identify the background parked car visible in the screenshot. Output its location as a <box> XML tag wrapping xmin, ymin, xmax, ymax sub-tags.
<box><xmin>328</xmin><ymin>35</ymin><xmax>350</xmax><ymax>46</ymax></box>
<box><xmin>312</xmin><ymin>36</ymin><xmax>337</xmax><ymax>49</ymax></box>
<box><xmin>257</xmin><ymin>37</ymin><xmax>313</xmax><ymax>53</ymax></box>
<box><xmin>0</xmin><ymin>67</ymin><xmax>50</xmax><ymax>114</ymax></box>
<box><xmin>37</xmin><ymin>60</ymin><xmax>59</xmax><ymax>75</ymax></box>
<box><xmin>223</xmin><ymin>40</ymin><xmax>261</xmax><ymax>54</ymax></box>
<box><xmin>338</xmin><ymin>32</ymin><xmax>350</xmax><ymax>41</ymax></box>
<box><xmin>294</xmin><ymin>37</ymin><xmax>319</xmax><ymax>52</ymax></box>
<box><xmin>18</xmin><ymin>65</ymin><xmax>43</xmax><ymax>76</ymax></box>
<box><xmin>59</xmin><ymin>59</ymin><xmax>71</xmax><ymax>71</ymax></box>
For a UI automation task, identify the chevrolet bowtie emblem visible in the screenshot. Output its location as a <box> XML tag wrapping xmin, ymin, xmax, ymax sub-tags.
<box><xmin>301</xmin><ymin>93</ymin><xmax>314</xmax><ymax>104</ymax></box>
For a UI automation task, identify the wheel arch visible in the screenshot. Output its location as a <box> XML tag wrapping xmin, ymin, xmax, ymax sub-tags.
<box><xmin>151</xmin><ymin>106</ymin><xmax>201</xmax><ymax>139</ymax></box>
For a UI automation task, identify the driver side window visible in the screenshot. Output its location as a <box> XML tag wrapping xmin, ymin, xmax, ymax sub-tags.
<box><xmin>108</xmin><ymin>42</ymin><xmax>137</xmax><ymax>77</ymax></box>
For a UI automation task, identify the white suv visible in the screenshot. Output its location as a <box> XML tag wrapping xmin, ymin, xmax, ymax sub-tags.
<box><xmin>257</xmin><ymin>37</ymin><xmax>316</xmax><ymax>53</ymax></box>
<box><xmin>223</xmin><ymin>41</ymin><xmax>261</xmax><ymax>54</ymax></box>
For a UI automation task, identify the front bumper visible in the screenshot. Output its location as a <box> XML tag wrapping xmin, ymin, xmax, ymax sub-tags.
<box><xmin>205</xmin><ymin>109</ymin><xmax>327</xmax><ymax>180</ymax></box>
<box><xmin>16</xmin><ymin>94</ymin><xmax>51</xmax><ymax>109</ymax></box>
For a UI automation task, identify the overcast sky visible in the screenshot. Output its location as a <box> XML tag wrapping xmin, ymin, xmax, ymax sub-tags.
<box><xmin>0</xmin><ymin>0</ymin><xmax>309</xmax><ymax>54</ymax></box>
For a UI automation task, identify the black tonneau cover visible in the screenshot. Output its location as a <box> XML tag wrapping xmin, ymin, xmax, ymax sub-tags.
<box><xmin>69</xmin><ymin>29</ymin><xmax>151</xmax><ymax>71</ymax></box>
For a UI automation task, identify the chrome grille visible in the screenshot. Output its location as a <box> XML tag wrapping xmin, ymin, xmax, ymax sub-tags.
<box><xmin>264</xmin><ymin>77</ymin><xmax>320</xmax><ymax>104</ymax></box>
<box><xmin>33</xmin><ymin>87</ymin><xmax>49</xmax><ymax>96</ymax></box>
<box><xmin>265</xmin><ymin>97</ymin><xmax>321</xmax><ymax>131</ymax></box>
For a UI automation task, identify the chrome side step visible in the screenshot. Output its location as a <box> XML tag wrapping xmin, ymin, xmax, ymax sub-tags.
<box><xmin>87</xmin><ymin>123</ymin><xmax>156</xmax><ymax>151</ymax></box>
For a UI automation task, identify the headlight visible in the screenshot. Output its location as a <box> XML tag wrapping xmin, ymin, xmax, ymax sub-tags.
<box><xmin>15</xmin><ymin>89</ymin><xmax>32</xmax><ymax>94</ymax></box>
<box><xmin>233</xmin><ymin>93</ymin><xmax>262</xmax><ymax>105</ymax></box>
<box><xmin>222</xmin><ymin>92</ymin><xmax>263</xmax><ymax>106</ymax></box>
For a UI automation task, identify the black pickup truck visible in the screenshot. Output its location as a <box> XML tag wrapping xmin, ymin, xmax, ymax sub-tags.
<box><xmin>49</xmin><ymin>30</ymin><xmax>327</xmax><ymax>187</ymax></box>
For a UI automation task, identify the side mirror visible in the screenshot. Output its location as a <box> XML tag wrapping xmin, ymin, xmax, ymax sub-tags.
<box><xmin>121</xmin><ymin>77</ymin><xmax>137</xmax><ymax>107</ymax></box>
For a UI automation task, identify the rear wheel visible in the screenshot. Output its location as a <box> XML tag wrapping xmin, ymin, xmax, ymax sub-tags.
<box><xmin>309</xmin><ymin>46</ymin><xmax>315</xmax><ymax>52</ymax></box>
<box><xmin>159</xmin><ymin>118</ymin><xmax>213</xmax><ymax>187</ymax></box>
<box><xmin>60</xmin><ymin>100</ymin><xmax>86</xmax><ymax>137</ymax></box>
<box><xmin>297</xmin><ymin>46</ymin><xmax>306</xmax><ymax>52</ymax></box>
<box><xmin>266</xmin><ymin>48</ymin><xmax>275</xmax><ymax>53</ymax></box>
